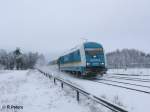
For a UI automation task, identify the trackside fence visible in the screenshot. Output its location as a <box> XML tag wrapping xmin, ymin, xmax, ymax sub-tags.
<box><xmin>36</xmin><ymin>68</ymin><xmax>128</xmax><ymax>112</ymax></box>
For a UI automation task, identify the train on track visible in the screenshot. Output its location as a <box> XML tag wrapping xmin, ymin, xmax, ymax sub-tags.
<box><xmin>51</xmin><ymin>42</ymin><xmax>107</xmax><ymax>77</ymax></box>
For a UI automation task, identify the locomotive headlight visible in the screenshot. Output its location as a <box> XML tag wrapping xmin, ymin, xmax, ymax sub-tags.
<box><xmin>86</xmin><ymin>62</ymin><xmax>90</xmax><ymax>66</ymax></box>
<box><xmin>101</xmin><ymin>62</ymin><xmax>104</xmax><ymax>65</ymax></box>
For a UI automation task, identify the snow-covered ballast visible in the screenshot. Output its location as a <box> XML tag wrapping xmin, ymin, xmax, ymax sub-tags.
<box><xmin>58</xmin><ymin>42</ymin><xmax>107</xmax><ymax>76</ymax></box>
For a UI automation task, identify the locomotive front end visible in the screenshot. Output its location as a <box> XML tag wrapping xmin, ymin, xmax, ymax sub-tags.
<box><xmin>84</xmin><ymin>42</ymin><xmax>107</xmax><ymax>75</ymax></box>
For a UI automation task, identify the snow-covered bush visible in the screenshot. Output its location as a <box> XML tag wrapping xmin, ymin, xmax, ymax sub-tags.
<box><xmin>0</xmin><ymin>64</ymin><xmax>4</xmax><ymax>70</ymax></box>
<box><xmin>0</xmin><ymin>49</ymin><xmax>46</xmax><ymax>70</ymax></box>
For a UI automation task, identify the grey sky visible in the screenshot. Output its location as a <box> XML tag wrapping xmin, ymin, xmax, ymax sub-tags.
<box><xmin>0</xmin><ymin>0</ymin><xmax>150</xmax><ymax>59</ymax></box>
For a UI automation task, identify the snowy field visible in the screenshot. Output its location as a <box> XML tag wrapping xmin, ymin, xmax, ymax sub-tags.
<box><xmin>40</xmin><ymin>66</ymin><xmax>150</xmax><ymax>112</ymax></box>
<box><xmin>0</xmin><ymin>70</ymin><xmax>99</xmax><ymax>112</ymax></box>
<box><xmin>1</xmin><ymin>67</ymin><xmax>150</xmax><ymax>112</ymax></box>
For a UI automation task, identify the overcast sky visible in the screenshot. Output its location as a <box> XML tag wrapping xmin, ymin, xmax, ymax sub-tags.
<box><xmin>0</xmin><ymin>0</ymin><xmax>150</xmax><ymax>59</ymax></box>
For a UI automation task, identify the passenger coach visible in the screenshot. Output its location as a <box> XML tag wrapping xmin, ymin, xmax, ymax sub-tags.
<box><xmin>58</xmin><ymin>42</ymin><xmax>107</xmax><ymax>76</ymax></box>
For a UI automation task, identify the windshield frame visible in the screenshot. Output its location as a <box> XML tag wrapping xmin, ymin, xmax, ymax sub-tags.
<box><xmin>85</xmin><ymin>48</ymin><xmax>103</xmax><ymax>56</ymax></box>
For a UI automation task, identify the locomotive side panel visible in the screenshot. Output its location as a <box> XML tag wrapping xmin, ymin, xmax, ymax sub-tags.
<box><xmin>59</xmin><ymin>47</ymin><xmax>85</xmax><ymax>73</ymax></box>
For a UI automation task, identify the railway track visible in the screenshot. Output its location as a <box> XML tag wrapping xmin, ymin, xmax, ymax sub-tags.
<box><xmin>95</xmin><ymin>78</ymin><xmax>150</xmax><ymax>89</ymax></box>
<box><xmin>103</xmin><ymin>75</ymin><xmax>150</xmax><ymax>83</ymax></box>
<box><xmin>108</xmin><ymin>73</ymin><xmax>150</xmax><ymax>77</ymax></box>
<box><xmin>91</xmin><ymin>78</ymin><xmax>150</xmax><ymax>95</ymax></box>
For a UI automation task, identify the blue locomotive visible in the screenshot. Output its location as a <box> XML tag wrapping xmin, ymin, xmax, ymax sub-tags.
<box><xmin>57</xmin><ymin>42</ymin><xmax>107</xmax><ymax>76</ymax></box>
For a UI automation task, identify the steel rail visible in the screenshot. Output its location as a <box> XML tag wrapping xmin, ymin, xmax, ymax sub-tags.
<box><xmin>104</xmin><ymin>75</ymin><xmax>150</xmax><ymax>82</ymax></box>
<box><xmin>94</xmin><ymin>78</ymin><xmax>150</xmax><ymax>89</ymax></box>
<box><xmin>94</xmin><ymin>80</ymin><xmax>150</xmax><ymax>94</ymax></box>
<box><xmin>108</xmin><ymin>73</ymin><xmax>150</xmax><ymax>77</ymax></box>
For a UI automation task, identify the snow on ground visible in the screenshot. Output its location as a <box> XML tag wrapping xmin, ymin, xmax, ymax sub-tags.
<box><xmin>0</xmin><ymin>70</ymin><xmax>100</xmax><ymax>112</ymax></box>
<box><xmin>40</xmin><ymin>66</ymin><xmax>150</xmax><ymax>112</ymax></box>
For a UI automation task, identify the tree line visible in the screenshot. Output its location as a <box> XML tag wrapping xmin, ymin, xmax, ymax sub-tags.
<box><xmin>1</xmin><ymin>48</ymin><xmax>149</xmax><ymax>70</ymax></box>
<box><xmin>0</xmin><ymin>48</ymin><xmax>46</xmax><ymax>70</ymax></box>
<box><xmin>106</xmin><ymin>49</ymin><xmax>150</xmax><ymax>69</ymax></box>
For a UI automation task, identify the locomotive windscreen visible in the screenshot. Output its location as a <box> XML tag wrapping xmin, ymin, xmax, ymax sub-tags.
<box><xmin>85</xmin><ymin>48</ymin><xmax>103</xmax><ymax>56</ymax></box>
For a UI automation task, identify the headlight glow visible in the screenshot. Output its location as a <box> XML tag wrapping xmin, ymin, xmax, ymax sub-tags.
<box><xmin>86</xmin><ymin>62</ymin><xmax>90</xmax><ymax>66</ymax></box>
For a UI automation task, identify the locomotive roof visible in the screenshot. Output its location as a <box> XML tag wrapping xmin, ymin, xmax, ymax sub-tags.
<box><xmin>60</xmin><ymin>42</ymin><xmax>103</xmax><ymax>57</ymax></box>
<box><xmin>84</xmin><ymin>42</ymin><xmax>103</xmax><ymax>48</ymax></box>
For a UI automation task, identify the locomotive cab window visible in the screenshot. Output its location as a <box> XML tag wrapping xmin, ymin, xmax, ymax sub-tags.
<box><xmin>85</xmin><ymin>48</ymin><xmax>103</xmax><ymax>56</ymax></box>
